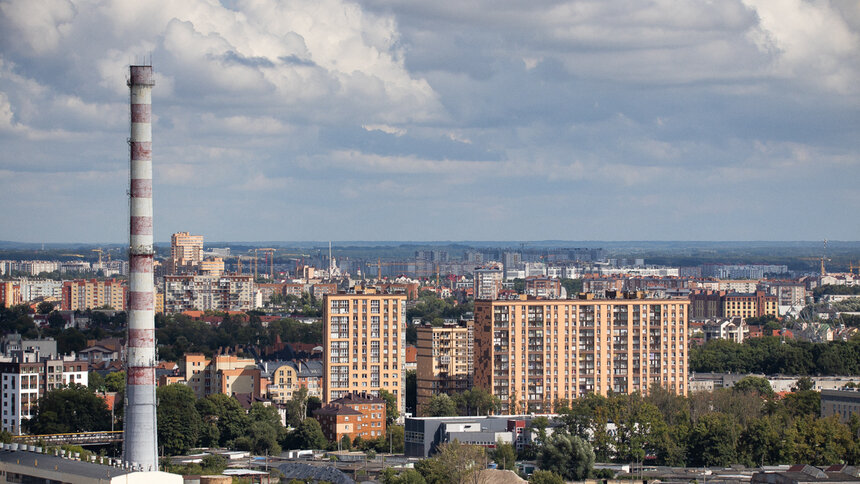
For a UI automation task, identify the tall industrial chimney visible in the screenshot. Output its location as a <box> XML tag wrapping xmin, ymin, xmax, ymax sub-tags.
<box><xmin>124</xmin><ymin>65</ymin><xmax>158</xmax><ymax>471</ymax></box>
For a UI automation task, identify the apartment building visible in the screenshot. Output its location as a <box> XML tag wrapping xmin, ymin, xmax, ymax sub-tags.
<box><xmin>524</xmin><ymin>276</ymin><xmax>562</xmax><ymax>299</ymax></box>
<box><xmin>0</xmin><ymin>282</ymin><xmax>22</xmax><ymax>308</ymax></box>
<box><xmin>183</xmin><ymin>353</ymin><xmax>261</xmax><ymax>399</ymax></box>
<box><xmin>163</xmin><ymin>274</ymin><xmax>255</xmax><ymax>312</ymax></box>
<box><xmin>474</xmin><ymin>293</ymin><xmax>689</xmax><ymax>414</ymax></box>
<box><xmin>474</xmin><ymin>267</ymin><xmax>504</xmax><ymax>300</ymax></box>
<box><xmin>416</xmin><ymin>321</ymin><xmax>474</xmax><ymax>414</ymax></box>
<box><xmin>61</xmin><ymin>279</ymin><xmax>127</xmax><ymax>311</ymax></box>
<box><xmin>169</xmin><ymin>231</ymin><xmax>204</xmax><ymax>274</ymax></box>
<box><xmin>314</xmin><ymin>392</ymin><xmax>387</xmax><ymax>442</ymax></box>
<box><xmin>323</xmin><ymin>292</ymin><xmax>407</xmax><ymax>413</ymax></box>
<box><xmin>0</xmin><ymin>352</ymin><xmax>88</xmax><ymax>434</ymax></box>
<box><xmin>267</xmin><ymin>360</ymin><xmax>324</xmax><ymax>403</ymax></box>
<box><xmin>723</xmin><ymin>291</ymin><xmax>778</xmax><ymax>319</ymax></box>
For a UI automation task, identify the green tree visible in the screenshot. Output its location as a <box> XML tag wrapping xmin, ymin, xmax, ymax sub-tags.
<box><xmin>738</xmin><ymin>415</ymin><xmax>796</xmax><ymax>466</ymax></box>
<box><xmin>415</xmin><ymin>457</ymin><xmax>448</xmax><ymax>484</ymax></box>
<box><xmin>734</xmin><ymin>376</ymin><xmax>774</xmax><ymax>396</ymax></box>
<box><xmin>435</xmin><ymin>441</ymin><xmax>487</xmax><ymax>484</ymax></box>
<box><xmin>424</xmin><ymin>393</ymin><xmax>458</xmax><ymax>417</ymax></box>
<box><xmin>492</xmin><ymin>440</ymin><xmax>516</xmax><ymax>470</ymax></box>
<box><xmin>27</xmin><ymin>385</ymin><xmax>111</xmax><ymax>434</ymax></box>
<box><xmin>382</xmin><ymin>468</ymin><xmax>427</xmax><ymax>484</ymax></box>
<box><xmin>284</xmin><ymin>387</ymin><xmax>309</xmax><ymax>428</ymax></box>
<box><xmin>340</xmin><ymin>435</ymin><xmax>352</xmax><ymax>451</ymax></box>
<box><xmin>537</xmin><ymin>432</ymin><xmax>594</xmax><ymax>481</ymax></box>
<box><xmin>687</xmin><ymin>412</ymin><xmax>740</xmax><ymax>467</ymax></box>
<box><xmin>791</xmin><ymin>415</ymin><xmax>857</xmax><ymax>465</ymax></box>
<box><xmin>48</xmin><ymin>311</ymin><xmax>66</xmax><ymax>329</ymax></box>
<box><xmin>388</xmin><ymin>424</ymin><xmax>405</xmax><ymax>453</ymax></box>
<box><xmin>196</xmin><ymin>393</ymin><xmax>250</xmax><ymax>446</ymax></box>
<box><xmin>779</xmin><ymin>390</ymin><xmax>821</xmax><ymax>418</ymax></box>
<box><xmin>87</xmin><ymin>371</ymin><xmax>105</xmax><ymax>391</ymax></box>
<box><xmin>529</xmin><ymin>470</ymin><xmax>565</xmax><ymax>484</ymax></box>
<box><xmin>104</xmin><ymin>371</ymin><xmax>126</xmax><ymax>393</ymax></box>
<box><xmin>37</xmin><ymin>301</ymin><xmax>54</xmax><ymax>314</ymax></box>
<box><xmin>379</xmin><ymin>389</ymin><xmax>399</xmax><ymax>424</ymax></box>
<box><xmin>793</xmin><ymin>376</ymin><xmax>814</xmax><ymax>392</ymax></box>
<box><xmin>157</xmin><ymin>384</ymin><xmax>203</xmax><ymax>456</ymax></box>
<box><xmin>287</xmin><ymin>418</ymin><xmax>328</xmax><ymax>450</ymax></box>
<box><xmin>453</xmin><ymin>388</ymin><xmax>499</xmax><ymax>416</ymax></box>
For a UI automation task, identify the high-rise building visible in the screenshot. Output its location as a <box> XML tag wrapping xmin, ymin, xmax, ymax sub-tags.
<box><xmin>163</xmin><ymin>274</ymin><xmax>255</xmax><ymax>312</ymax></box>
<box><xmin>169</xmin><ymin>232</ymin><xmax>204</xmax><ymax>274</ymax></box>
<box><xmin>0</xmin><ymin>282</ymin><xmax>22</xmax><ymax>308</ymax></box>
<box><xmin>474</xmin><ymin>267</ymin><xmax>504</xmax><ymax>300</ymax></box>
<box><xmin>474</xmin><ymin>294</ymin><xmax>689</xmax><ymax>413</ymax></box>
<box><xmin>416</xmin><ymin>321</ymin><xmax>473</xmax><ymax>414</ymax></box>
<box><xmin>61</xmin><ymin>279</ymin><xmax>127</xmax><ymax>311</ymax></box>
<box><xmin>323</xmin><ymin>291</ymin><xmax>406</xmax><ymax>413</ymax></box>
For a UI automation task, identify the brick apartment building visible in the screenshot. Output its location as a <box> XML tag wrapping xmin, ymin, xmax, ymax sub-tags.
<box><xmin>314</xmin><ymin>392</ymin><xmax>387</xmax><ymax>442</ymax></box>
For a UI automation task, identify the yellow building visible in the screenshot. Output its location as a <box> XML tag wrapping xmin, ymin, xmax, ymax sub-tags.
<box><xmin>323</xmin><ymin>291</ymin><xmax>407</xmax><ymax>413</ymax></box>
<box><xmin>416</xmin><ymin>321</ymin><xmax>473</xmax><ymax>415</ymax></box>
<box><xmin>200</xmin><ymin>257</ymin><xmax>225</xmax><ymax>277</ymax></box>
<box><xmin>61</xmin><ymin>279</ymin><xmax>126</xmax><ymax>311</ymax></box>
<box><xmin>183</xmin><ymin>353</ymin><xmax>260</xmax><ymax>399</ymax></box>
<box><xmin>722</xmin><ymin>291</ymin><xmax>778</xmax><ymax>319</ymax></box>
<box><xmin>474</xmin><ymin>294</ymin><xmax>689</xmax><ymax>414</ymax></box>
<box><xmin>170</xmin><ymin>231</ymin><xmax>204</xmax><ymax>274</ymax></box>
<box><xmin>267</xmin><ymin>360</ymin><xmax>324</xmax><ymax>403</ymax></box>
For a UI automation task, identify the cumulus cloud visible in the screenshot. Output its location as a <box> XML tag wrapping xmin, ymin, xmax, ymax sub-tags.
<box><xmin>0</xmin><ymin>0</ymin><xmax>858</xmax><ymax>241</ymax></box>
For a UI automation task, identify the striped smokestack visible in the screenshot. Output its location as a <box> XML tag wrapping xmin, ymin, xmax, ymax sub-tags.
<box><xmin>124</xmin><ymin>65</ymin><xmax>158</xmax><ymax>471</ymax></box>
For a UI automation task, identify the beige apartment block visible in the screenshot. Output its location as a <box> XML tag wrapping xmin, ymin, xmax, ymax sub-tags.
<box><xmin>474</xmin><ymin>293</ymin><xmax>689</xmax><ymax>414</ymax></box>
<box><xmin>323</xmin><ymin>291</ymin><xmax>407</xmax><ymax>413</ymax></box>
<box><xmin>61</xmin><ymin>279</ymin><xmax>126</xmax><ymax>311</ymax></box>
<box><xmin>416</xmin><ymin>321</ymin><xmax>474</xmax><ymax>415</ymax></box>
<box><xmin>184</xmin><ymin>353</ymin><xmax>261</xmax><ymax>399</ymax></box>
<box><xmin>170</xmin><ymin>231</ymin><xmax>204</xmax><ymax>274</ymax></box>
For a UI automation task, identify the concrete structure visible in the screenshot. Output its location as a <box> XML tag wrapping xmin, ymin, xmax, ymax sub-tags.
<box><xmin>163</xmin><ymin>274</ymin><xmax>255</xmax><ymax>312</ymax></box>
<box><xmin>169</xmin><ymin>231</ymin><xmax>204</xmax><ymax>274</ymax></box>
<box><xmin>524</xmin><ymin>276</ymin><xmax>562</xmax><ymax>299</ymax></box>
<box><xmin>267</xmin><ymin>360</ymin><xmax>324</xmax><ymax>403</ymax></box>
<box><xmin>820</xmin><ymin>388</ymin><xmax>860</xmax><ymax>423</ymax></box>
<box><xmin>0</xmin><ymin>334</ymin><xmax>57</xmax><ymax>357</ymax></box>
<box><xmin>314</xmin><ymin>392</ymin><xmax>387</xmax><ymax>442</ymax></box>
<box><xmin>323</xmin><ymin>291</ymin><xmax>407</xmax><ymax>413</ymax></box>
<box><xmin>124</xmin><ymin>64</ymin><xmax>158</xmax><ymax>471</ymax></box>
<box><xmin>475</xmin><ymin>293</ymin><xmax>689</xmax><ymax>413</ymax></box>
<box><xmin>416</xmin><ymin>321</ymin><xmax>474</xmax><ymax>414</ymax></box>
<box><xmin>0</xmin><ymin>448</ymin><xmax>183</xmax><ymax>484</ymax></box>
<box><xmin>183</xmin><ymin>353</ymin><xmax>261</xmax><ymax>399</ymax></box>
<box><xmin>0</xmin><ymin>352</ymin><xmax>88</xmax><ymax>434</ymax></box>
<box><xmin>752</xmin><ymin>464</ymin><xmax>860</xmax><ymax>484</ymax></box>
<box><xmin>61</xmin><ymin>279</ymin><xmax>127</xmax><ymax>311</ymax></box>
<box><xmin>474</xmin><ymin>267</ymin><xmax>504</xmax><ymax>300</ymax></box>
<box><xmin>199</xmin><ymin>257</ymin><xmax>225</xmax><ymax>277</ymax></box>
<box><xmin>404</xmin><ymin>414</ymin><xmax>549</xmax><ymax>457</ymax></box>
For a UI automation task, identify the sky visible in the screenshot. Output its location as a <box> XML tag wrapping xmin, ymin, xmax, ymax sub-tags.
<box><xmin>1</xmin><ymin>0</ymin><xmax>859</xmax><ymax>243</ymax></box>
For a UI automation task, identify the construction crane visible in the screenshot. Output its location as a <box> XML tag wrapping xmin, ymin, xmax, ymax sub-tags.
<box><xmin>91</xmin><ymin>248</ymin><xmax>103</xmax><ymax>266</ymax></box>
<box><xmin>376</xmin><ymin>258</ymin><xmax>403</xmax><ymax>280</ymax></box>
<box><xmin>254</xmin><ymin>248</ymin><xmax>277</xmax><ymax>279</ymax></box>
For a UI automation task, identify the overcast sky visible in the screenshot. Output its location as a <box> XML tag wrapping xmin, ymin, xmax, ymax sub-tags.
<box><xmin>1</xmin><ymin>0</ymin><xmax>858</xmax><ymax>243</ymax></box>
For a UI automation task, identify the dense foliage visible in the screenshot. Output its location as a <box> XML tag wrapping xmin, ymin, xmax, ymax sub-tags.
<box><xmin>26</xmin><ymin>384</ymin><xmax>112</xmax><ymax>434</ymax></box>
<box><xmin>156</xmin><ymin>313</ymin><xmax>322</xmax><ymax>360</ymax></box>
<box><xmin>547</xmin><ymin>387</ymin><xmax>860</xmax><ymax>467</ymax></box>
<box><xmin>690</xmin><ymin>336</ymin><xmax>860</xmax><ymax>375</ymax></box>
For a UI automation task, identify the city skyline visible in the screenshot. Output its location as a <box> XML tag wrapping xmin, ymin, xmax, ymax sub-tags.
<box><xmin>1</xmin><ymin>0</ymin><xmax>859</xmax><ymax>243</ymax></box>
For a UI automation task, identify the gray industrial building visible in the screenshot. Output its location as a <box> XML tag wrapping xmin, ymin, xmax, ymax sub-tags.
<box><xmin>404</xmin><ymin>415</ymin><xmax>555</xmax><ymax>458</ymax></box>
